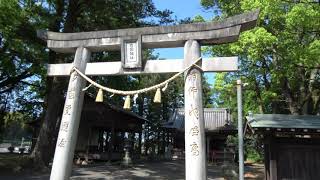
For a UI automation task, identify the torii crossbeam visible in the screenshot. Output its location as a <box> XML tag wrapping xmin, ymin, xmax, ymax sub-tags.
<box><xmin>38</xmin><ymin>10</ymin><xmax>259</xmax><ymax>180</ymax></box>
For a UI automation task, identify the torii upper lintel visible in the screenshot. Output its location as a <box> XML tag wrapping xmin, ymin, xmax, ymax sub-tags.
<box><xmin>38</xmin><ymin>10</ymin><xmax>259</xmax><ymax>53</ymax></box>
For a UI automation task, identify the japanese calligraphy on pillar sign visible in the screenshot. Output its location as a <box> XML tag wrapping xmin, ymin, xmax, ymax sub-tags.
<box><xmin>190</xmin><ymin>126</ymin><xmax>199</xmax><ymax>136</ymax></box>
<box><xmin>60</xmin><ymin>122</ymin><xmax>69</xmax><ymax>132</ymax></box>
<box><xmin>56</xmin><ymin>70</ymin><xmax>78</xmax><ymax>149</ymax></box>
<box><xmin>72</xmin><ymin>73</ymin><xmax>78</xmax><ymax>81</ymax></box>
<box><xmin>188</xmin><ymin>73</ymin><xmax>197</xmax><ymax>84</ymax></box>
<box><xmin>126</xmin><ymin>43</ymin><xmax>136</xmax><ymax>63</ymax></box>
<box><xmin>186</xmin><ymin>71</ymin><xmax>201</xmax><ymax>156</ymax></box>
<box><xmin>63</xmin><ymin>105</ymin><xmax>72</xmax><ymax>115</ymax></box>
<box><xmin>121</xmin><ymin>36</ymin><xmax>142</xmax><ymax>69</ymax></box>
<box><xmin>57</xmin><ymin>138</ymin><xmax>67</xmax><ymax>148</ymax></box>
<box><xmin>190</xmin><ymin>142</ymin><xmax>199</xmax><ymax>156</ymax></box>
<box><xmin>189</xmin><ymin>105</ymin><xmax>199</xmax><ymax>121</ymax></box>
<box><xmin>68</xmin><ymin>88</ymin><xmax>75</xmax><ymax>99</ymax></box>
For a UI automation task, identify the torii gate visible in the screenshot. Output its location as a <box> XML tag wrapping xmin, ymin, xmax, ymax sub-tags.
<box><xmin>38</xmin><ymin>10</ymin><xmax>259</xmax><ymax>180</ymax></box>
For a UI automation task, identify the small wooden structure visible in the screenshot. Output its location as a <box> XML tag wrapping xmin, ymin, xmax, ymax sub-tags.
<box><xmin>246</xmin><ymin>114</ymin><xmax>320</xmax><ymax>180</ymax></box>
<box><xmin>75</xmin><ymin>94</ymin><xmax>146</xmax><ymax>161</ymax></box>
<box><xmin>28</xmin><ymin>94</ymin><xmax>146</xmax><ymax>161</ymax></box>
<box><xmin>163</xmin><ymin>108</ymin><xmax>237</xmax><ymax>162</ymax></box>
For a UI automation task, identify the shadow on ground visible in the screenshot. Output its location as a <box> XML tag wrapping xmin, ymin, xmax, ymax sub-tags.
<box><xmin>70</xmin><ymin>160</ymin><xmax>224</xmax><ymax>180</ymax></box>
<box><xmin>0</xmin><ymin>160</ymin><xmax>264</xmax><ymax>180</ymax></box>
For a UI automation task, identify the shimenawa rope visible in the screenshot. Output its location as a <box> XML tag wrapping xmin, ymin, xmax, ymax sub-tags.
<box><xmin>72</xmin><ymin>57</ymin><xmax>202</xmax><ymax>96</ymax></box>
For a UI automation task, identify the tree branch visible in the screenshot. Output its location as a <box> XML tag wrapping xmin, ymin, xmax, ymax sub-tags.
<box><xmin>0</xmin><ymin>70</ymin><xmax>33</xmax><ymax>88</ymax></box>
<box><xmin>281</xmin><ymin>0</ymin><xmax>320</xmax><ymax>4</ymax></box>
<box><xmin>21</xmin><ymin>80</ymin><xmax>41</xmax><ymax>88</ymax></box>
<box><xmin>294</xmin><ymin>63</ymin><xmax>320</xmax><ymax>69</ymax></box>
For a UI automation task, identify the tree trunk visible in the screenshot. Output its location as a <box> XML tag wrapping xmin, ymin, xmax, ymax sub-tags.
<box><xmin>254</xmin><ymin>79</ymin><xmax>264</xmax><ymax>113</ymax></box>
<box><xmin>144</xmin><ymin>127</ymin><xmax>149</xmax><ymax>155</ymax></box>
<box><xmin>30</xmin><ymin>0</ymin><xmax>80</xmax><ymax>168</ymax></box>
<box><xmin>308</xmin><ymin>69</ymin><xmax>319</xmax><ymax>115</ymax></box>
<box><xmin>282</xmin><ymin>77</ymin><xmax>300</xmax><ymax>115</ymax></box>
<box><xmin>30</xmin><ymin>75</ymin><xmax>66</xmax><ymax>167</ymax></box>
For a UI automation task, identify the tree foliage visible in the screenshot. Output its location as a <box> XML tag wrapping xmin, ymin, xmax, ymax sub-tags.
<box><xmin>201</xmin><ymin>0</ymin><xmax>320</xmax><ymax>163</ymax></box>
<box><xmin>2</xmin><ymin>112</ymin><xmax>32</xmax><ymax>141</ymax></box>
<box><xmin>202</xmin><ymin>0</ymin><xmax>320</xmax><ymax>115</ymax></box>
<box><xmin>0</xmin><ymin>0</ymin><xmax>175</xmax><ymax>167</ymax></box>
<box><xmin>0</xmin><ymin>0</ymin><xmax>215</xmax><ymax>169</ymax></box>
<box><xmin>0</xmin><ymin>0</ymin><xmax>46</xmax><ymax>113</ymax></box>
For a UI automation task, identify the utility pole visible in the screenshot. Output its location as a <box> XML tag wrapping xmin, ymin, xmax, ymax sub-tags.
<box><xmin>237</xmin><ymin>79</ymin><xmax>244</xmax><ymax>180</ymax></box>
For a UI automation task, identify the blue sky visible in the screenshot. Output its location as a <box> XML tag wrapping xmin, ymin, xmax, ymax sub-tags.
<box><xmin>153</xmin><ymin>0</ymin><xmax>213</xmax><ymax>20</ymax></box>
<box><xmin>152</xmin><ymin>0</ymin><xmax>216</xmax><ymax>85</ymax></box>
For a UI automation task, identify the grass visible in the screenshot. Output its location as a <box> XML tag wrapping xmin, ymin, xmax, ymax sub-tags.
<box><xmin>0</xmin><ymin>153</ymin><xmax>33</xmax><ymax>174</ymax></box>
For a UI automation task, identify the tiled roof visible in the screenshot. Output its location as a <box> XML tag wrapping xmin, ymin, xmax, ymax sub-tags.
<box><xmin>247</xmin><ymin>114</ymin><xmax>320</xmax><ymax>129</ymax></box>
<box><xmin>163</xmin><ymin>108</ymin><xmax>235</xmax><ymax>131</ymax></box>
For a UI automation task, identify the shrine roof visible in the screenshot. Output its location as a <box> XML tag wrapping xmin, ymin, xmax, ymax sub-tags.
<box><xmin>163</xmin><ymin>108</ymin><xmax>236</xmax><ymax>132</ymax></box>
<box><xmin>247</xmin><ymin>114</ymin><xmax>320</xmax><ymax>130</ymax></box>
<box><xmin>80</xmin><ymin>94</ymin><xmax>147</xmax><ymax>132</ymax></box>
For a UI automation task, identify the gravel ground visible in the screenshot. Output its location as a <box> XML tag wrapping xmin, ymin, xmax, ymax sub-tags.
<box><xmin>0</xmin><ymin>160</ymin><xmax>264</xmax><ymax>180</ymax></box>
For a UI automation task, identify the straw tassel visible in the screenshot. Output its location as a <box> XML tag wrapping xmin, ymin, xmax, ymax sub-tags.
<box><xmin>162</xmin><ymin>83</ymin><xmax>168</xmax><ymax>92</ymax></box>
<box><xmin>95</xmin><ymin>89</ymin><xmax>103</xmax><ymax>102</ymax></box>
<box><xmin>153</xmin><ymin>88</ymin><xmax>161</xmax><ymax>103</ymax></box>
<box><xmin>123</xmin><ymin>95</ymin><xmax>131</xmax><ymax>110</ymax></box>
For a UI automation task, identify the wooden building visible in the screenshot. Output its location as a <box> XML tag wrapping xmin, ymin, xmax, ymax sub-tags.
<box><xmin>246</xmin><ymin>114</ymin><xmax>320</xmax><ymax>180</ymax></box>
<box><xmin>163</xmin><ymin>108</ymin><xmax>237</xmax><ymax>162</ymax></box>
<box><xmin>28</xmin><ymin>94</ymin><xmax>146</xmax><ymax>161</ymax></box>
<box><xmin>75</xmin><ymin>94</ymin><xmax>147</xmax><ymax>161</ymax></box>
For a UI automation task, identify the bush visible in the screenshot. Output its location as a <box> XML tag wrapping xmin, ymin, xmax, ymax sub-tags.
<box><xmin>246</xmin><ymin>148</ymin><xmax>263</xmax><ymax>163</ymax></box>
<box><xmin>227</xmin><ymin>134</ymin><xmax>264</xmax><ymax>163</ymax></box>
<box><xmin>244</xmin><ymin>134</ymin><xmax>264</xmax><ymax>163</ymax></box>
<box><xmin>0</xmin><ymin>154</ymin><xmax>33</xmax><ymax>173</ymax></box>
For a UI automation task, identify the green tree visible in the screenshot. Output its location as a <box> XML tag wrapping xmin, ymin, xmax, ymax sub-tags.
<box><xmin>0</xmin><ymin>0</ymin><xmax>47</xmax><ymax>143</ymax></box>
<box><xmin>2</xmin><ymin>112</ymin><xmax>32</xmax><ymax>142</ymax></box>
<box><xmin>201</xmin><ymin>0</ymin><xmax>320</xmax><ymax>163</ymax></box>
<box><xmin>202</xmin><ymin>0</ymin><xmax>320</xmax><ymax>115</ymax></box>
<box><xmin>0</xmin><ymin>0</ymin><xmax>174</xmax><ymax>168</ymax></box>
<box><xmin>0</xmin><ymin>0</ymin><xmax>46</xmax><ymax>95</ymax></box>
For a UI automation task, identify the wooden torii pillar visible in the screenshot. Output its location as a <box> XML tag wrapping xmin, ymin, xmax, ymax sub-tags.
<box><xmin>38</xmin><ymin>10</ymin><xmax>259</xmax><ymax>180</ymax></box>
